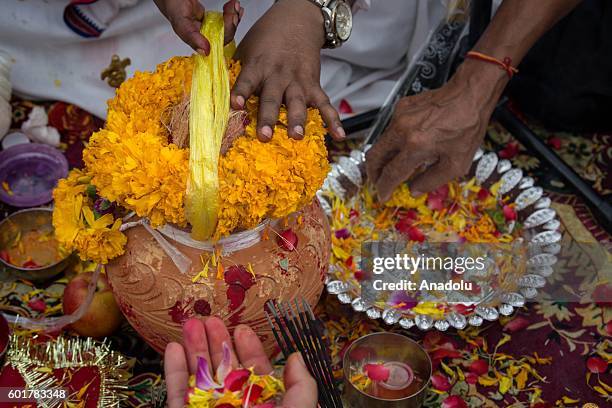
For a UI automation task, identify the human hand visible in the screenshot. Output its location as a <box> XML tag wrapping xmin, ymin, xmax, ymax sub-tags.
<box><xmin>164</xmin><ymin>317</ymin><xmax>317</xmax><ymax>408</ymax></box>
<box><xmin>230</xmin><ymin>0</ymin><xmax>345</xmax><ymax>142</ymax></box>
<box><xmin>365</xmin><ymin>60</ymin><xmax>509</xmax><ymax>202</ymax></box>
<box><xmin>154</xmin><ymin>0</ymin><xmax>243</xmax><ymax>55</ymax></box>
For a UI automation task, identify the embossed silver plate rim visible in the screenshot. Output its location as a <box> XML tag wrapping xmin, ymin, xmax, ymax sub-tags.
<box><xmin>322</xmin><ymin>148</ymin><xmax>560</xmax><ymax>330</ymax></box>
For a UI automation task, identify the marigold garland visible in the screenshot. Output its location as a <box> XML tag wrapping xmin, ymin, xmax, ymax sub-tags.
<box><xmin>53</xmin><ymin>55</ymin><xmax>330</xmax><ymax>262</ymax></box>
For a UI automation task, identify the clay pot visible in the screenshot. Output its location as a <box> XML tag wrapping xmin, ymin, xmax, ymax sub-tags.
<box><xmin>106</xmin><ymin>199</ymin><xmax>330</xmax><ymax>355</ymax></box>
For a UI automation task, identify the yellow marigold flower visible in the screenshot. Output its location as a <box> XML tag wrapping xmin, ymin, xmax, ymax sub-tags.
<box><xmin>52</xmin><ymin>169</ymin><xmax>127</xmax><ymax>264</ymax></box>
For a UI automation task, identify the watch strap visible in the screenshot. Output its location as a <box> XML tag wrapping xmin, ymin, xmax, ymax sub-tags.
<box><xmin>308</xmin><ymin>0</ymin><xmax>333</xmax><ymax>7</ymax></box>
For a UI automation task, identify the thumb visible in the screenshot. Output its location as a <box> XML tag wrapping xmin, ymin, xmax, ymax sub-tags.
<box><xmin>279</xmin><ymin>352</ymin><xmax>318</xmax><ymax>408</ymax></box>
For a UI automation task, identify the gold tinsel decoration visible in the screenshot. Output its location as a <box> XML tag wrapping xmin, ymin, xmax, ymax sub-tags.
<box><xmin>5</xmin><ymin>334</ymin><xmax>130</xmax><ymax>408</ymax></box>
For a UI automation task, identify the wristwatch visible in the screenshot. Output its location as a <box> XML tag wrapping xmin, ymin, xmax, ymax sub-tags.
<box><xmin>308</xmin><ymin>0</ymin><xmax>353</xmax><ymax>48</ymax></box>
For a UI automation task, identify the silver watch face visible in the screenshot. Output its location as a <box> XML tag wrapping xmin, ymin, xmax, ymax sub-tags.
<box><xmin>335</xmin><ymin>2</ymin><xmax>353</xmax><ymax>42</ymax></box>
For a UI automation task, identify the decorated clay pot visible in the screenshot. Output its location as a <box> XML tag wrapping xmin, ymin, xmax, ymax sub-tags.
<box><xmin>106</xmin><ymin>199</ymin><xmax>330</xmax><ymax>355</ymax></box>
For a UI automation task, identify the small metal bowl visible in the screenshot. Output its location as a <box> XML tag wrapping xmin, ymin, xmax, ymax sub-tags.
<box><xmin>343</xmin><ymin>332</ymin><xmax>432</xmax><ymax>408</ymax></box>
<box><xmin>0</xmin><ymin>208</ymin><xmax>72</xmax><ymax>282</ymax></box>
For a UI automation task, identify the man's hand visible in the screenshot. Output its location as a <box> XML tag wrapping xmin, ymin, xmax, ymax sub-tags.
<box><xmin>366</xmin><ymin>0</ymin><xmax>582</xmax><ymax>202</ymax></box>
<box><xmin>164</xmin><ymin>317</ymin><xmax>317</xmax><ymax>408</ymax></box>
<box><xmin>366</xmin><ymin>60</ymin><xmax>506</xmax><ymax>202</ymax></box>
<box><xmin>231</xmin><ymin>0</ymin><xmax>345</xmax><ymax>141</ymax></box>
<box><xmin>154</xmin><ymin>0</ymin><xmax>243</xmax><ymax>55</ymax></box>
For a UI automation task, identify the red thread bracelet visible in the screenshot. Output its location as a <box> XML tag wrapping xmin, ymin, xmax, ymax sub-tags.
<box><xmin>465</xmin><ymin>51</ymin><xmax>519</xmax><ymax>79</ymax></box>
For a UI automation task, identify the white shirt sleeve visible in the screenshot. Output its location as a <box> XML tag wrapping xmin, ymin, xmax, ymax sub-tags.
<box><xmin>353</xmin><ymin>0</ymin><xmax>371</xmax><ymax>12</ymax></box>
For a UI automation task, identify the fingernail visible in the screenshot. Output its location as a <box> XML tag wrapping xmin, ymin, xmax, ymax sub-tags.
<box><xmin>239</xmin><ymin>7</ymin><xmax>244</xmax><ymax>19</ymax></box>
<box><xmin>196</xmin><ymin>48</ymin><xmax>207</xmax><ymax>56</ymax></box>
<box><xmin>260</xmin><ymin>126</ymin><xmax>273</xmax><ymax>140</ymax></box>
<box><xmin>234</xmin><ymin>1</ymin><xmax>241</xmax><ymax>12</ymax></box>
<box><xmin>233</xmin><ymin>14</ymin><xmax>239</xmax><ymax>26</ymax></box>
<box><xmin>336</xmin><ymin>126</ymin><xmax>346</xmax><ymax>139</ymax></box>
<box><xmin>235</xmin><ymin>95</ymin><xmax>245</xmax><ymax>108</ymax></box>
<box><xmin>293</xmin><ymin>125</ymin><xmax>304</xmax><ymax>137</ymax></box>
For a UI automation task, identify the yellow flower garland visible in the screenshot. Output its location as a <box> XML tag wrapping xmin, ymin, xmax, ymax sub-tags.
<box><xmin>53</xmin><ymin>56</ymin><xmax>330</xmax><ymax>262</ymax></box>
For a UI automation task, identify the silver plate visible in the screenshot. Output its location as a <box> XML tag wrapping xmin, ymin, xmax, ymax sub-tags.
<box><xmin>320</xmin><ymin>148</ymin><xmax>559</xmax><ymax>330</ymax></box>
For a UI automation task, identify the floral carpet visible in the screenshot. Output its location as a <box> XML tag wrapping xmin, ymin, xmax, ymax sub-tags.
<box><xmin>0</xmin><ymin>99</ymin><xmax>610</xmax><ymax>407</ymax></box>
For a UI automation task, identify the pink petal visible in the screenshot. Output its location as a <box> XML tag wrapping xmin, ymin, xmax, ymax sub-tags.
<box><xmin>364</xmin><ymin>363</ymin><xmax>390</xmax><ymax>382</ymax></box>
<box><xmin>431</xmin><ymin>374</ymin><xmax>451</xmax><ymax>391</ymax></box>
<box><xmin>427</xmin><ymin>195</ymin><xmax>445</xmax><ymax>211</ymax></box>
<box><xmin>339</xmin><ymin>99</ymin><xmax>353</xmax><ymax>114</ymax></box>
<box><xmin>216</xmin><ymin>341</ymin><xmax>233</xmax><ymax>384</ymax></box>
<box><xmin>442</xmin><ymin>395</ymin><xmax>468</xmax><ymax>408</ymax></box>
<box><xmin>503</xmin><ymin>205</ymin><xmax>517</xmax><ymax>221</ymax></box>
<box><xmin>195</xmin><ymin>356</ymin><xmax>221</xmax><ymax>390</ymax></box>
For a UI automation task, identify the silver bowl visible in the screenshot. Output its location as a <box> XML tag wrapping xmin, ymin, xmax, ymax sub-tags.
<box><xmin>0</xmin><ymin>208</ymin><xmax>73</xmax><ymax>283</ymax></box>
<box><xmin>317</xmin><ymin>147</ymin><xmax>560</xmax><ymax>331</ymax></box>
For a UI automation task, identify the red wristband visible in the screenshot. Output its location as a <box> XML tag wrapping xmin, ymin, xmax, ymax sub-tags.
<box><xmin>465</xmin><ymin>51</ymin><xmax>519</xmax><ymax>79</ymax></box>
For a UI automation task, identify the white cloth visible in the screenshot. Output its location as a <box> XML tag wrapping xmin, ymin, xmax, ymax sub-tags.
<box><xmin>0</xmin><ymin>0</ymin><xmax>446</xmax><ymax>119</ymax></box>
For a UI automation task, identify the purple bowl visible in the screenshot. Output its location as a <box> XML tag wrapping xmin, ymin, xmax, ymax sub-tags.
<box><xmin>0</xmin><ymin>143</ymin><xmax>69</xmax><ymax>207</ymax></box>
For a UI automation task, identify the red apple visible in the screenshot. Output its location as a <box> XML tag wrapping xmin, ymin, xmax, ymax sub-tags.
<box><xmin>62</xmin><ymin>272</ymin><xmax>123</xmax><ymax>338</ymax></box>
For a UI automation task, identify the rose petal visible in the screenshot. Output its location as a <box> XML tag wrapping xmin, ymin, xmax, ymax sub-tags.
<box><xmin>442</xmin><ymin>395</ymin><xmax>468</xmax><ymax>408</ymax></box>
<box><xmin>243</xmin><ymin>384</ymin><xmax>264</xmax><ymax>405</ymax></box>
<box><xmin>277</xmin><ymin>229</ymin><xmax>298</xmax><ymax>251</ymax></box>
<box><xmin>586</xmin><ymin>356</ymin><xmax>608</xmax><ymax>374</ymax></box>
<box><xmin>224</xmin><ymin>368</ymin><xmax>251</xmax><ymax>391</ymax></box>
<box><xmin>468</xmin><ymin>359</ymin><xmax>488</xmax><ymax>376</ymax></box>
<box><xmin>431</xmin><ymin>374</ymin><xmax>451</xmax><ymax>391</ymax></box>
<box><xmin>364</xmin><ymin>363</ymin><xmax>390</xmax><ymax>382</ymax></box>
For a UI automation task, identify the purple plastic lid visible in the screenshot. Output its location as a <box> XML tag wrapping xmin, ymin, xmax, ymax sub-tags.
<box><xmin>0</xmin><ymin>143</ymin><xmax>69</xmax><ymax>207</ymax></box>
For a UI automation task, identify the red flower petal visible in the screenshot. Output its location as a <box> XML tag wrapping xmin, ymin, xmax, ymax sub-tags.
<box><xmin>28</xmin><ymin>298</ymin><xmax>46</xmax><ymax>313</ymax></box>
<box><xmin>503</xmin><ymin>316</ymin><xmax>530</xmax><ymax>333</ymax></box>
<box><xmin>224</xmin><ymin>265</ymin><xmax>255</xmax><ymax>289</ymax></box>
<box><xmin>227</xmin><ymin>284</ymin><xmax>246</xmax><ymax>311</ymax></box>
<box><xmin>277</xmin><ymin>229</ymin><xmax>298</xmax><ymax>251</ymax></box>
<box><xmin>503</xmin><ymin>205</ymin><xmax>517</xmax><ymax>221</ymax></box>
<box><xmin>499</xmin><ymin>142</ymin><xmax>520</xmax><ymax>159</ymax></box>
<box><xmin>364</xmin><ymin>363</ymin><xmax>390</xmax><ymax>382</ymax></box>
<box><xmin>354</xmin><ymin>270</ymin><xmax>367</xmax><ymax>281</ymax></box>
<box><xmin>548</xmin><ymin>136</ymin><xmax>562</xmax><ymax>150</ymax></box>
<box><xmin>431</xmin><ymin>374</ymin><xmax>451</xmax><ymax>391</ymax></box>
<box><xmin>452</xmin><ymin>303</ymin><xmax>474</xmax><ymax>315</ymax></box>
<box><xmin>345</xmin><ymin>256</ymin><xmax>354</xmax><ymax>268</ymax></box>
<box><xmin>224</xmin><ymin>368</ymin><xmax>251</xmax><ymax>391</ymax></box>
<box><xmin>465</xmin><ymin>372</ymin><xmax>478</xmax><ymax>384</ymax></box>
<box><xmin>431</xmin><ymin>348</ymin><xmax>461</xmax><ymax>361</ymax></box>
<box><xmin>477</xmin><ymin>188</ymin><xmax>490</xmax><ymax>201</ymax></box>
<box><xmin>339</xmin><ymin>99</ymin><xmax>354</xmax><ymax>115</ymax></box>
<box><xmin>468</xmin><ymin>359</ymin><xmax>488</xmax><ymax>376</ymax></box>
<box><xmin>442</xmin><ymin>395</ymin><xmax>468</xmax><ymax>408</ymax></box>
<box><xmin>243</xmin><ymin>384</ymin><xmax>263</xmax><ymax>404</ymax></box>
<box><xmin>427</xmin><ymin>195</ymin><xmax>445</xmax><ymax>211</ymax></box>
<box><xmin>606</xmin><ymin>321</ymin><xmax>612</xmax><ymax>336</ymax></box>
<box><xmin>407</xmin><ymin>226</ymin><xmax>425</xmax><ymax>242</ymax></box>
<box><xmin>586</xmin><ymin>356</ymin><xmax>608</xmax><ymax>374</ymax></box>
